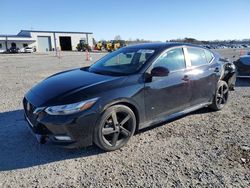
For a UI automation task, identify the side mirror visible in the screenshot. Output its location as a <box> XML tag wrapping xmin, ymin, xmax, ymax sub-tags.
<box><xmin>151</xmin><ymin>66</ymin><xmax>169</xmax><ymax>77</ymax></box>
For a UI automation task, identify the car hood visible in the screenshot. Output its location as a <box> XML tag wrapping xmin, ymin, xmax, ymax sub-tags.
<box><xmin>25</xmin><ymin>68</ymin><xmax>126</xmax><ymax>107</ymax></box>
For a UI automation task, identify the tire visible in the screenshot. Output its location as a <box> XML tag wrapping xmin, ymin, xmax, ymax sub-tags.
<box><xmin>209</xmin><ymin>80</ymin><xmax>229</xmax><ymax>111</ymax></box>
<box><xmin>93</xmin><ymin>105</ymin><xmax>136</xmax><ymax>151</ymax></box>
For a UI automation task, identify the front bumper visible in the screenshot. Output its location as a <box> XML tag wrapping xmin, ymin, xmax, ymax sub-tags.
<box><xmin>23</xmin><ymin>98</ymin><xmax>98</xmax><ymax>149</ymax></box>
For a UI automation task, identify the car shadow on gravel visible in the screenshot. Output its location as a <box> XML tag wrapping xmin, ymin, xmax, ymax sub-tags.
<box><xmin>0</xmin><ymin>110</ymin><xmax>103</xmax><ymax>171</ymax></box>
<box><xmin>236</xmin><ymin>78</ymin><xmax>250</xmax><ymax>87</ymax></box>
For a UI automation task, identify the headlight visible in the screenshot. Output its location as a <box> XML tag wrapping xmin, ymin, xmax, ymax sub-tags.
<box><xmin>45</xmin><ymin>98</ymin><xmax>99</xmax><ymax>115</ymax></box>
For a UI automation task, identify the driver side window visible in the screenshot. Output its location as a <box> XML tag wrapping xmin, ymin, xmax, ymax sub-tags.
<box><xmin>153</xmin><ymin>48</ymin><xmax>186</xmax><ymax>71</ymax></box>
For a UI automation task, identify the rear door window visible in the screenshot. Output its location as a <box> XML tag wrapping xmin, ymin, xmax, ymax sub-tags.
<box><xmin>187</xmin><ymin>48</ymin><xmax>208</xmax><ymax>66</ymax></box>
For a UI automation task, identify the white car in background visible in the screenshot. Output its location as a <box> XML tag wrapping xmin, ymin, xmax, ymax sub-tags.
<box><xmin>20</xmin><ymin>47</ymin><xmax>34</xmax><ymax>53</ymax></box>
<box><xmin>0</xmin><ymin>49</ymin><xmax>6</xmax><ymax>53</ymax></box>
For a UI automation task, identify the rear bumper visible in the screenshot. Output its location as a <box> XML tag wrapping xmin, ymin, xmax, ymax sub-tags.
<box><xmin>24</xmin><ymin>108</ymin><xmax>98</xmax><ymax>149</ymax></box>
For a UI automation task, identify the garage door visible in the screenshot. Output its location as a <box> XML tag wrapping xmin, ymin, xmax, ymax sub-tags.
<box><xmin>37</xmin><ymin>36</ymin><xmax>52</xmax><ymax>52</ymax></box>
<box><xmin>59</xmin><ymin>36</ymin><xmax>72</xmax><ymax>51</ymax></box>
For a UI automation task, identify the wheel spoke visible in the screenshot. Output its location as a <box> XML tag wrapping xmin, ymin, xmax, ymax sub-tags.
<box><xmin>220</xmin><ymin>86</ymin><xmax>224</xmax><ymax>94</ymax></box>
<box><xmin>223</xmin><ymin>88</ymin><xmax>229</xmax><ymax>94</ymax></box>
<box><xmin>120</xmin><ymin>114</ymin><xmax>131</xmax><ymax>126</ymax></box>
<box><xmin>217</xmin><ymin>93</ymin><xmax>221</xmax><ymax>98</ymax></box>
<box><xmin>120</xmin><ymin>126</ymin><xmax>130</xmax><ymax>137</ymax></box>
<box><xmin>217</xmin><ymin>98</ymin><xmax>222</xmax><ymax>104</ymax></box>
<box><xmin>111</xmin><ymin>132</ymin><xmax>119</xmax><ymax>146</ymax></box>
<box><xmin>102</xmin><ymin>127</ymin><xmax>115</xmax><ymax>135</ymax></box>
<box><xmin>111</xmin><ymin>111</ymin><xmax>119</xmax><ymax>126</ymax></box>
<box><xmin>222</xmin><ymin>96</ymin><xmax>226</xmax><ymax>104</ymax></box>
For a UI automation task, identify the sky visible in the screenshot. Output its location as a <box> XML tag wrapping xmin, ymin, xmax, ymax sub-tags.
<box><xmin>1</xmin><ymin>0</ymin><xmax>250</xmax><ymax>41</ymax></box>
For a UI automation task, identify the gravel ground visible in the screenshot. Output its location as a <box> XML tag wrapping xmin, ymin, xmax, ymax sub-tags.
<box><xmin>0</xmin><ymin>49</ymin><xmax>249</xmax><ymax>187</ymax></box>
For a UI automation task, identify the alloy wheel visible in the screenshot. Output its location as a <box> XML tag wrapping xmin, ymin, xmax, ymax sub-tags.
<box><xmin>101</xmin><ymin>110</ymin><xmax>134</xmax><ymax>147</ymax></box>
<box><xmin>216</xmin><ymin>83</ymin><xmax>229</xmax><ymax>108</ymax></box>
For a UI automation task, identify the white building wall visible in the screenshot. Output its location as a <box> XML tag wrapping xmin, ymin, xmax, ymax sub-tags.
<box><xmin>87</xmin><ymin>34</ymin><xmax>94</xmax><ymax>48</ymax></box>
<box><xmin>0</xmin><ymin>31</ymin><xmax>94</xmax><ymax>52</ymax></box>
<box><xmin>0</xmin><ymin>41</ymin><xmax>6</xmax><ymax>52</ymax></box>
<box><xmin>29</xmin><ymin>32</ymin><xmax>94</xmax><ymax>52</ymax></box>
<box><xmin>0</xmin><ymin>37</ymin><xmax>6</xmax><ymax>51</ymax></box>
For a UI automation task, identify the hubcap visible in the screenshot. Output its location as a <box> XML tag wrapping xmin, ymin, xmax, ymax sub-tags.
<box><xmin>216</xmin><ymin>84</ymin><xmax>229</xmax><ymax>108</ymax></box>
<box><xmin>102</xmin><ymin>110</ymin><xmax>133</xmax><ymax>147</ymax></box>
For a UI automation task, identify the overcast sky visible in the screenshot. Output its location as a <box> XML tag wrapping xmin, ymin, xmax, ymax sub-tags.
<box><xmin>1</xmin><ymin>0</ymin><xmax>250</xmax><ymax>41</ymax></box>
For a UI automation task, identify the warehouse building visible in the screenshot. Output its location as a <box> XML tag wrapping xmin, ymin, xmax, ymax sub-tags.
<box><xmin>0</xmin><ymin>30</ymin><xmax>93</xmax><ymax>52</ymax></box>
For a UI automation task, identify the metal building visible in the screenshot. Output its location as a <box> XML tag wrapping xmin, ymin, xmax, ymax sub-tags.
<box><xmin>0</xmin><ymin>30</ymin><xmax>93</xmax><ymax>52</ymax></box>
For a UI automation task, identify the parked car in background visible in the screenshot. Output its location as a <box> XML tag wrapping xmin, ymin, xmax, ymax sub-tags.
<box><xmin>23</xmin><ymin>43</ymin><xmax>236</xmax><ymax>151</ymax></box>
<box><xmin>234</xmin><ymin>55</ymin><xmax>250</xmax><ymax>78</ymax></box>
<box><xmin>8</xmin><ymin>46</ymin><xmax>19</xmax><ymax>53</ymax></box>
<box><xmin>19</xmin><ymin>47</ymin><xmax>34</xmax><ymax>53</ymax></box>
<box><xmin>0</xmin><ymin>49</ymin><xmax>6</xmax><ymax>53</ymax></box>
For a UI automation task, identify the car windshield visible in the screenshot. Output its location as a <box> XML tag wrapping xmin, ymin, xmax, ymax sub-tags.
<box><xmin>89</xmin><ymin>48</ymin><xmax>156</xmax><ymax>76</ymax></box>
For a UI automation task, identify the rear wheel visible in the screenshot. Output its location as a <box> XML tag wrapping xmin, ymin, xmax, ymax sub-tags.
<box><xmin>94</xmin><ymin>105</ymin><xmax>136</xmax><ymax>151</ymax></box>
<box><xmin>209</xmin><ymin>80</ymin><xmax>229</xmax><ymax>111</ymax></box>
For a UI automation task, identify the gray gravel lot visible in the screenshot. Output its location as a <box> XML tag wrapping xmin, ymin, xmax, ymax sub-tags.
<box><xmin>0</xmin><ymin>49</ymin><xmax>250</xmax><ymax>187</ymax></box>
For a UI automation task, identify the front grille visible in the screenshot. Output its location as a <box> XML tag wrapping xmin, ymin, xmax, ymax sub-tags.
<box><xmin>23</xmin><ymin>98</ymin><xmax>50</xmax><ymax>135</ymax></box>
<box><xmin>23</xmin><ymin>98</ymin><xmax>37</xmax><ymax>126</ymax></box>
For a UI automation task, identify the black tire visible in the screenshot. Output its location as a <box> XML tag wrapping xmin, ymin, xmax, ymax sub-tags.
<box><xmin>94</xmin><ymin>105</ymin><xmax>136</xmax><ymax>151</ymax></box>
<box><xmin>209</xmin><ymin>80</ymin><xmax>229</xmax><ymax>111</ymax></box>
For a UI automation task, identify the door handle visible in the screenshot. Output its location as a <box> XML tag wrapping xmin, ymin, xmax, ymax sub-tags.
<box><xmin>182</xmin><ymin>75</ymin><xmax>189</xmax><ymax>82</ymax></box>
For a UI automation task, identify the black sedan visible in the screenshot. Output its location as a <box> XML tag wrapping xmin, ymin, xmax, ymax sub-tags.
<box><xmin>23</xmin><ymin>43</ymin><xmax>236</xmax><ymax>151</ymax></box>
<box><xmin>234</xmin><ymin>55</ymin><xmax>250</xmax><ymax>78</ymax></box>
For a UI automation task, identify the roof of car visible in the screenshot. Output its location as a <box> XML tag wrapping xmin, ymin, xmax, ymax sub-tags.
<box><xmin>125</xmin><ymin>42</ymin><xmax>201</xmax><ymax>50</ymax></box>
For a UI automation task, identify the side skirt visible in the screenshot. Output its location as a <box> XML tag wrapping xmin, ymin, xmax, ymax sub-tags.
<box><xmin>139</xmin><ymin>102</ymin><xmax>212</xmax><ymax>130</ymax></box>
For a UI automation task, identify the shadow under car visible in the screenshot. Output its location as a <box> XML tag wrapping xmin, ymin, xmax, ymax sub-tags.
<box><xmin>0</xmin><ymin>109</ymin><xmax>102</xmax><ymax>171</ymax></box>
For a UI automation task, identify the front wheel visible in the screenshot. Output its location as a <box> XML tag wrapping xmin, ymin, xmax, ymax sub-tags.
<box><xmin>209</xmin><ymin>80</ymin><xmax>229</xmax><ymax>111</ymax></box>
<box><xmin>94</xmin><ymin>105</ymin><xmax>136</xmax><ymax>151</ymax></box>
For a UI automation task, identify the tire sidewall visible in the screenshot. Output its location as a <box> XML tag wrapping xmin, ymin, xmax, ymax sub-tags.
<box><xmin>212</xmin><ymin>80</ymin><xmax>229</xmax><ymax>110</ymax></box>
